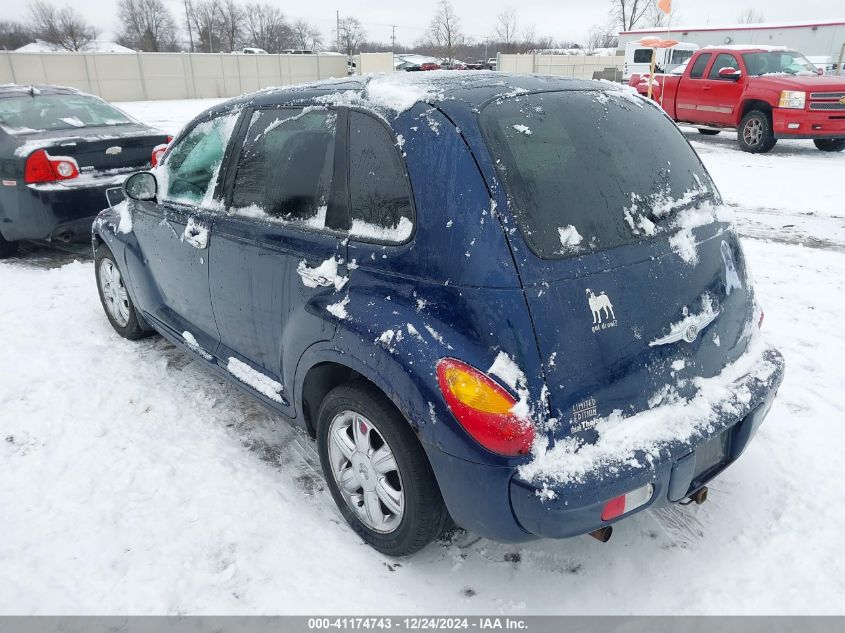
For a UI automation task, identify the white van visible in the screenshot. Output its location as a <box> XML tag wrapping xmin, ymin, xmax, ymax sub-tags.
<box><xmin>623</xmin><ymin>41</ymin><xmax>698</xmax><ymax>81</ymax></box>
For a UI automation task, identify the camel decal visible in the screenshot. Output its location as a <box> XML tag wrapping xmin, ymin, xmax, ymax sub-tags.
<box><xmin>586</xmin><ymin>289</ymin><xmax>615</xmax><ymax>325</ymax></box>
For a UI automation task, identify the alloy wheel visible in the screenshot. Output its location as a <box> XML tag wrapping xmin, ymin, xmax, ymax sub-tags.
<box><xmin>99</xmin><ymin>258</ymin><xmax>130</xmax><ymax>327</ymax></box>
<box><xmin>743</xmin><ymin>119</ymin><xmax>763</xmax><ymax>147</ymax></box>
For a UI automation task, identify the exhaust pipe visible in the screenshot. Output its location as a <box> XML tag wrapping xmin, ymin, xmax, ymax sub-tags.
<box><xmin>55</xmin><ymin>232</ymin><xmax>73</xmax><ymax>243</ymax></box>
<box><xmin>589</xmin><ymin>526</ymin><xmax>613</xmax><ymax>543</ymax></box>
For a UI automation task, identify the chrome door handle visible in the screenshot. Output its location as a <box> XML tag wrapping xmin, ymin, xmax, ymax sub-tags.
<box><xmin>182</xmin><ymin>220</ymin><xmax>209</xmax><ymax>250</ymax></box>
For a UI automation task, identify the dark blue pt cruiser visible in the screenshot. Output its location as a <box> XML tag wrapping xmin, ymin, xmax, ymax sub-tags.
<box><xmin>92</xmin><ymin>73</ymin><xmax>784</xmax><ymax>555</ymax></box>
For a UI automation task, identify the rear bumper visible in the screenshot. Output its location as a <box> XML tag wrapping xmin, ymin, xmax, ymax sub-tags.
<box><xmin>428</xmin><ymin>345</ymin><xmax>784</xmax><ymax>543</ymax></box>
<box><xmin>773</xmin><ymin>107</ymin><xmax>845</xmax><ymax>139</ymax></box>
<box><xmin>0</xmin><ymin>172</ymin><xmax>127</xmax><ymax>242</ymax></box>
<box><xmin>511</xmin><ymin>346</ymin><xmax>784</xmax><ymax>539</ymax></box>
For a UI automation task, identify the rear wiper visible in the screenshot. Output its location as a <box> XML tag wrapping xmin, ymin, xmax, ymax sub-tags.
<box><xmin>646</xmin><ymin>191</ymin><xmax>715</xmax><ymax>225</ymax></box>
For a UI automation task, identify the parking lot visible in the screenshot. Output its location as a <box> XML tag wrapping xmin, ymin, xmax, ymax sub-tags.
<box><xmin>1</xmin><ymin>99</ymin><xmax>844</xmax><ymax>614</ymax></box>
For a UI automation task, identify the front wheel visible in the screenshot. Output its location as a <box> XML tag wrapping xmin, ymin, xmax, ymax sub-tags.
<box><xmin>813</xmin><ymin>138</ymin><xmax>845</xmax><ymax>152</ymax></box>
<box><xmin>738</xmin><ymin>110</ymin><xmax>777</xmax><ymax>153</ymax></box>
<box><xmin>698</xmin><ymin>128</ymin><xmax>721</xmax><ymax>136</ymax></box>
<box><xmin>317</xmin><ymin>381</ymin><xmax>450</xmax><ymax>556</ymax></box>
<box><xmin>95</xmin><ymin>244</ymin><xmax>147</xmax><ymax>340</ymax></box>
<box><xmin>0</xmin><ymin>233</ymin><xmax>19</xmax><ymax>259</ymax></box>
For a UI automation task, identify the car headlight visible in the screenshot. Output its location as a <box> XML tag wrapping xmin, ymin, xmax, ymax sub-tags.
<box><xmin>778</xmin><ymin>90</ymin><xmax>806</xmax><ymax>109</ymax></box>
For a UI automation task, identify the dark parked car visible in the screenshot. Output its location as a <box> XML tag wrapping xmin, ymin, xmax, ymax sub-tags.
<box><xmin>0</xmin><ymin>84</ymin><xmax>169</xmax><ymax>257</ymax></box>
<box><xmin>93</xmin><ymin>74</ymin><xmax>784</xmax><ymax>556</ymax></box>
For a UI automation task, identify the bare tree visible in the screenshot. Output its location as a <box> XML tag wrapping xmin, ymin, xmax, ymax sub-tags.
<box><xmin>334</xmin><ymin>16</ymin><xmax>365</xmax><ymax>57</ymax></box>
<box><xmin>243</xmin><ymin>3</ymin><xmax>291</xmax><ymax>53</ymax></box>
<box><xmin>29</xmin><ymin>1</ymin><xmax>97</xmax><ymax>51</ymax></box>
<box><xmin>427</xmin><ymin>0</ymin><xmax>464</xmax><ymax>63</ymax></box>
<box><xmin>494</xmin><ymin>7</ymin><xmax>518</xmax><ymax>52</ymax></box>
<box><xmin>609</xmin><ymin>0</ymin><xmax>651</xmax><ymax>32</ymax></box>
<box><xmin>219</xmin><ymin>0</ymin><xmax>244</xmax><ymax>52</ymax></box>
<box><xmin>0</xmin><ymin>20</ymin><xmax>36</xmax><ymax>50</ymax></box>
<box><xmin>292</xmin><ymin>19</ymin><xmax>322</xmax><ymax>51</ymax></box>
<box><xmin>737</xmin><ymin>9</ymin><xmax>765</xmax><ymax>24</ymax></box>
<box><xmin>187</xmin><ymin>0</ymin><xmax>223</xmax><ymax>53</ymax></box>
<box><xmin>115</xmin><ymin>0</ymin><xmax>177</xmax><ymax>52</ymax></box>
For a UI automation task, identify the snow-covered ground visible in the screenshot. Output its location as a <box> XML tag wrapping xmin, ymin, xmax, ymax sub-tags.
<box><xmin>1</xmin><ymin>99</ymin><xmax>844</xmax><ymax>615</ymax></box>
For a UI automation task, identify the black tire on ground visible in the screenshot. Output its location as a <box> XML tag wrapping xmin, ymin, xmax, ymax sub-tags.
<box><xmin>0</xmin><ymin>233</ymin><xmax>19</xmax><ymax>259</ymax></box>
<box><xmin>94</xmin><ymin>243</ymin><xmax>147</xmax><ymax>340</ymax></box>
<box><xmin>698</xmin><ymin>129</ymin><xmax>721</xmax><ymax>136</ymax></box>
<box><xmin>317</xmin><ymin>380</ymin><xmax>451</xmax><ymax>556</ymax></box>
<box><xmin>738</xmin><ymin>110</ymin><xmax>777</xmax><ymax>153</ymax></box>
<box><xmin>813</xmin><ymin>138</ymin><xmax>845</xmax><ymax>152</ymax></box>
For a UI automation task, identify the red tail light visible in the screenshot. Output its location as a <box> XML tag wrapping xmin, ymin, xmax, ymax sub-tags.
<box><xmin>758</xmin><ymin>310</ymin><xmax>765</xmax><ymax>329</ymax></box>
<box><xmin>436</xmin><ymin>358</ymin><xmax>535</xmax><ymax>456</ymax></box>
<box><xmin>151</xmin><ymin>137</ymin><xmax>172</xmax><ymax>168</ymax></box>
<box><xmin>24</xmin><ymin>150</ymin><xmax>80</xmax><ymax>184</ymax></box>
<box><xmin>600</xmin><ymin>484</ymin><xmax>654</xmax><ymax>521</ymax></box>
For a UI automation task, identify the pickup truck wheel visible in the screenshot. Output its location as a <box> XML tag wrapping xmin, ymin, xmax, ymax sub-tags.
<box><xmin>813</xmin><ymin>139</ymin><xmax>845</xmax><ymax>152</ymax></box>
<box><xmin>0</xmin><ymin>233</ymin><xmax>19</xmax><ymax>259</ymax></box>
<box><xmin>738</xmin><ymin>111</ymin><xmax>777</xmax><ymax>153</ymax></box>
<box><xmin>698</xmin><ymin>129</ymin><xmax>720</xmax><ymax>136</ymax></box>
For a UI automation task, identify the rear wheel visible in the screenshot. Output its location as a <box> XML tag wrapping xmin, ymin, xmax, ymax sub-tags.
<box><xmin>95</xmin><ymin>244</ymin><xmax>146</xmax><ymax>340</ymax></box>
<box><xmin>813</xmin><ymin>138</ymin><xmax>845</xmax><ymax>152</ymax></box>
<box><xmin>317</xmin><ymin>381</ymin><xmax>450</xmax><ymax>556</ymax></box>
<box><xmin>697</xmin><ymin>129</ymin><xmax>721</xmax><ymax>136</ymax></box>
<box><xmin>738</xmin><ymin>110</ymin><xmax>777</xmax><ymax>153</ymax></box>
<box><xmin>0</xmin><ymin>233</ymin><xmax>19</xmax><ymax>259</ymax></box>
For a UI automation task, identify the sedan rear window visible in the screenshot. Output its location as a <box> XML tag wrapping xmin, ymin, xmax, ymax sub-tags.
<box><xmin>480</xmin><ymin>90</ymin><xmax>717</xmax><ymax>259</ymax></box>
<box><xmin>0</xmin><ymin>94</ymin><xmax>132</xmax><ymax>135</ymax></box>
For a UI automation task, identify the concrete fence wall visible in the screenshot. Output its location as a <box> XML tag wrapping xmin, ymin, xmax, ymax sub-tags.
<box><xmin>498</xmin><ymin>54</ymin><xmax>625</xmax><ymax>80</ymax></box>
<box><xmin>357</xmin><ymin>53</ymin><xmax>395</xmax><ymax>75</ymax></box>
<box><xmin>0</xmin><ymin>52</ymin><xmax>349</xmax><ymax>102</ymax></box>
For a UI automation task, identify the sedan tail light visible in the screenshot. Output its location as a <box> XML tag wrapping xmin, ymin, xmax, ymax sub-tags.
<box><xmin>151</xmin><ymin>136</ymin><xmax>173</xmax><ymax>167</ymax></box>
<box><xmin>436</xmin><ymin>358</ymin><xmax>535</xmax><ymax>456</ymax></box>
<box><xmin>24</xmin><ymin>150</ymin><xmax>80</xmax><ymax>184</ymax></box>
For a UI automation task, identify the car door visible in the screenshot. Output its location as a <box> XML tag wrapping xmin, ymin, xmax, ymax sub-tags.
<box><xmin>209</xmin><ymin>105</ymin><xmax>348</xmax><ymax>413</ymax></box>
<box><xmin>676</xmin><ymin>52</ymin><xmax>713</xmax><ymax>124</ymax></box>
<box><xmin>696</xmin><ymin>53</ymin><xmax>745</xmax><ymax>126</ymax></box>
<box><xmin>125</xmin><ymin>109</ymin><xmax>241</xmax><ymax>354</ymax></box>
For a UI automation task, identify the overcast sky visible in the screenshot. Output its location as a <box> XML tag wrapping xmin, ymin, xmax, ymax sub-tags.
<box><xmin>69</xmin><ymin>0</ymin><xmax>844</xmax><ymax>47</ymax></box>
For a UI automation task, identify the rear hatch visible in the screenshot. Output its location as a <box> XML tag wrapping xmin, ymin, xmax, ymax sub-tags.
<box><xmin>480</xmin><ymin>89</ymin><xmax>756</xmax><ymax>440</ymax></box>
<box><xmin>2</xmin><ymin>91</ymin><xmax>166</xmax><ymax>171</ymax></box>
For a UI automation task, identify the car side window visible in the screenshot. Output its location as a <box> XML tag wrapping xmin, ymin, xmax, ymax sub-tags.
<box><xmin>161</xmin><ymin>111</ymin><xmax>239</xmax><ymax>207</ymax></box>
<box><xmin>230</xmin><ymin>108</ymin><xmax>337</xmax><ymax>229</ymax></box>
<box><xmin>689</xmin><ymin>53</ymin><xmax>712</xmax><ymax>79</ymax></box>
<box><xmin>348</xmin><ymin>111</ymin><xmax>414</xmax><ymax>243</ymax></box>
<box><xmin>708</xmin><ymin>53</ymin><xmax>740</xmax><ymax>79</ymax></box>
<box><xmin>633</xmin><ymin>49</ymin><xmax>653</xmax><ymax>64</ymax></box>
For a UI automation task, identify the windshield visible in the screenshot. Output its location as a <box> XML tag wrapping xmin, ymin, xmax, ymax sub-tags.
<box><xmin>742</xmin><ymin>51</ymin><xmax>818</xmax><ymax>76</ymax></box>
<box><xmin>0</xmin><ymin>94</ymin><xmax>133</xmax><ymax>135</ymax></box>
<box><xmin>480</xmin><ymin>90</ymin><xmax>718</xmax><ymax>259</ymax></box>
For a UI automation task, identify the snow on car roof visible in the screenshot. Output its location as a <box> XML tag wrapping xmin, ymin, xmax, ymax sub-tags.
<box><xmin>702</xmin><ymin>45</ymin><xmax>792</xmax><ymax>52</ymax></box>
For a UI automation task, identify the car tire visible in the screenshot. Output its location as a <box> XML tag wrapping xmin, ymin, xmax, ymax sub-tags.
<box><xmin>0</xmin><ymin>233</ymin><xmax>19</xmax><ymax>259</ymax></box>
<box><xmin>698</xmin><ymin>129</ymin><xmax>721</xmax><ymax>136</ymax></box>
<box><xmin>317</xmin><ymin>380</ymin><xmax>450</xmax><ymax>556</ymax></box>
<box><xmin>94</xmin><ymin>243</ymin><xmax>147</xmax><ymax>340</ymax></box>
<box><xmin>738</xmin><ymin>110</ymin><xmax>777</xmax><ymax>153</ymax></box>
<box><xmin>813</xmin><ymin>138</ymin><xmax>845</xmax><ymax>152</ymax></box>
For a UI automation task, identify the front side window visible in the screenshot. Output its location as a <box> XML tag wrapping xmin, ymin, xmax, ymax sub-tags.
<box><xmin>708</xmin><ymin>54</ymin><xmax>740</xmax><ymax>79</ymax></box>
<box><xmin>348</xmin><ymin>111</ymin><xmax>414</xmax><ymax>243</ymax></box>
<box><xmin>742</xmin><ymin>51</ymin><xmax>818</xmax><ymax>76</ymax></box>
<box><xmin>480</xmin><ymin>91</ymin><xmax>718</xmax><ymax>259</ymax></box>
<box><xmin>161</xmin><ymin>112</ymin><xmax>239</xmax><ymax>207</ymax></box>
<box><xmin>0</xmin><ymin>93</ymin><xmax>132</xmax><ymax>135</ymax></box>
<box><xmin>689</xmin><ymin>53</ymin><xmax>712</xmax><ymax>79</ymax></box>
<box><xmin>230</xmin><ymin>108</ymin><xmax>337</xmax><ymax>229</ymax></box>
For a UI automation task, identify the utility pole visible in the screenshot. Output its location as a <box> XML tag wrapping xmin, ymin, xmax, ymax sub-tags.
<box><xmin>184</xmin><ymin>0</ymin><xmax>194</xmax><ymax>53</ymax></box>
<box><xmin>391</xmin><ymin>25</ymin><xmax>397</xmax><ymax>51</ymax></box>
<box><xmin>336</xmin><ymin>10</ymin><xmax>341</xmax><ymax>54</ymax></box>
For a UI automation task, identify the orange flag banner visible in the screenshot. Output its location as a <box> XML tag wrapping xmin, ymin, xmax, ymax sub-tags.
<box><xmin>657</xmin><ymin>0</ymin><xmax>672</xmax><ymax>14</ymax></box>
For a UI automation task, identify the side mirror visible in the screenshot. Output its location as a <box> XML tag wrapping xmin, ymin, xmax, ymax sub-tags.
<box><xmin>124</xmin><ymin>172</ymin><xmax>157</xmax><ymax>202</ymax></box>
<box><xmin>718</xmin><ymin>67</ymin><xmax>742</xmax><ymax>81</ymax></box>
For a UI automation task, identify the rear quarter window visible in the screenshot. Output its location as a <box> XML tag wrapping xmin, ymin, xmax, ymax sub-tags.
<box><xmin>480</xmin><ymin>90</ymin><xmax>717</xmax><ymax>259</ymax></box>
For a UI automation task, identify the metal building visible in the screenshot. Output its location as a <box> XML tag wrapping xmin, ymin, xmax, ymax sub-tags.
<box><xmin>618</xmin><ymin>19</ymin><xmax>845</xmax><ymax>61</ymax></box>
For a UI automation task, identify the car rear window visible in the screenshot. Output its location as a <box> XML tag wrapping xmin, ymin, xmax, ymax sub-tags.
<box><xmin>0</xmin><ymin>94</ymin><xmax>132</xmax><ymax>135</ymax></box>
<box><xmin>480</xmin><ymin>90</ymin><xmax>717</xmax><ymax>259</ymax></box>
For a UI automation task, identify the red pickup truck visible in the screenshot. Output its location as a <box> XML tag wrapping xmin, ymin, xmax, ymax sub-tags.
<box><xmin>630</xmin><ymin>46</ymin><xmax>845</xmax><ymax>153</ymax></box>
